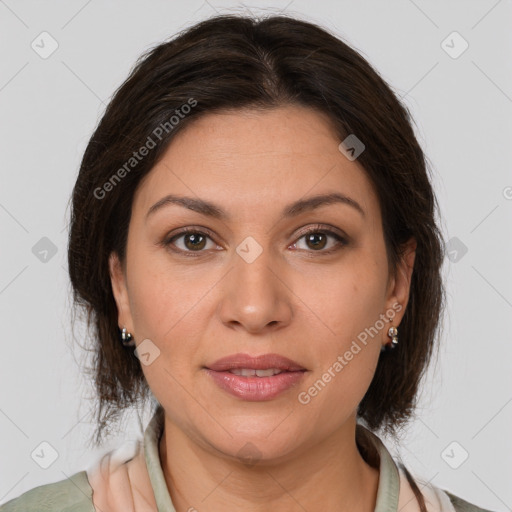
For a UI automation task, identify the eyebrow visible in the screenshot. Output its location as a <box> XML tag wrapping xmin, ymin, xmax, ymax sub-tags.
<box><xmin>146</xmin><ymin>192</ymin><xmax>365</xmax><ymax>221</ymax></box>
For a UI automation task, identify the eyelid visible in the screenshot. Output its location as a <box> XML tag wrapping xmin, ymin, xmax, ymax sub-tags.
<box><xmin>163</xmin><ymin>225</ymin><xmax>215</xmax><ymax>240</ymax></box>
<box><xmin>294</xmin><ymin>223</ymin><xmax>348</xmax><ymax>241</ymax></box>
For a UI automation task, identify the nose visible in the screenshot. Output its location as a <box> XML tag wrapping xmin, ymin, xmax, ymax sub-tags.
<box><xmin>217</xmin><ymin>242</ymin><xmax>293</xmax><ymax>334</ymax></box>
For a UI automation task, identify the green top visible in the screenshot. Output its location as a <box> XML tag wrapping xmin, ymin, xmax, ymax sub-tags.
<box><xmin>0</xmin><ymin>405</ymin><xmax>494</xmax><ymax>511</ymax></box>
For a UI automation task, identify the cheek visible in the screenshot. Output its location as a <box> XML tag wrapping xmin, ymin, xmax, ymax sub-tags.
<box><xmin>123</xmin><ymin>257</ymin><xmax>206</xmax><ymax>405</ymax></box>
<box><xmin>294</xmin><ymin>253</ymin><xmax>386</xmax><ymax>411</ymax></box>
<box><xmin>126</xmin><ymin>246</ymin><xmax>207</xmax><ymax>340</ymax></box>
<box><xmin>127</xmin><ymin>267</ymin><xmax>171</xmax><ymax>338</ymax></box>
<box><xmin>296</xmin><ymin>252</ymin><xmax>387</xmax><ymax>348</ymax></box>
<box><xmin>125</xmin><ymin>255</ymin><xmax>207</xmax><ymax>414</ymax></box>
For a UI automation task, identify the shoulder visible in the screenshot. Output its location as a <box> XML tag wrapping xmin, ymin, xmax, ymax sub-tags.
<box><xmin>0</xmin><ymin>470</ymin><xmax>95</xmax><ymax>512</ymax></box>
<box><xmin>442</xmin><ymin>489</ymin><xmax>497</xmax><ymax>512</ymax></box>
<box><xmin>397</xmin><ymin>463</ymin><xmax>495</xmax><ymax>512</ymax></box>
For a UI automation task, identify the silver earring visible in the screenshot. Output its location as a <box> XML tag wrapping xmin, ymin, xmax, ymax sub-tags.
<box><xmin>381</xmin><ymin>326</ymin><xmax>398</xmax><ymax>353</ymax></box>
<box><xmin>121</xmin><ymin>327</ymin><xmax>135</xmax><ymax>347</ymax></box>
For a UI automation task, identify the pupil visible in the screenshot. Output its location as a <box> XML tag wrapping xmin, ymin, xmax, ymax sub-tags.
<box><xmin>308</xmin><ymin>233</ymin><xmax>326</xmax><ymax>250</ymax></box>
<box><xmin>186</xmin><ymin>233</ymin><xmax>205</xmax><ymax>250</ymax></box>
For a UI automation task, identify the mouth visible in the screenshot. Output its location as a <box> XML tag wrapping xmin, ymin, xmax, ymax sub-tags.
<box><xmin>225</xmin><ymin>368</ymin><xmax>301</xmax><ymax>377</ymax></box>
<box><xmin>203</xmin><ymin>368</ymin><xmax>307</xmax><ymax>401</ymax></box>
<box><xmin>203</xmin><ymin>353</ymin><xmax>307</xmax><ymax>401</ymax></box>
<box><xmin>205</xmin><ymin>352</ymin><xmax>307</xmax><ymax>373</ymax></box>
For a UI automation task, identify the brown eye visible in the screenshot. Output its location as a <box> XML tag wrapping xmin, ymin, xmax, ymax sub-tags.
<box><xmin>292</xmin><ymin>227</ymin><xmax>348</xmax><ymax>254</ymax></box>
<box><xmin>164</xmin><ymin>229</ymin><xmax>216</xmax><ymax>253</ymax></box>
<box><xmin>182</xmin><ymin>232</ymin><xmax>207</xmax><ymax>251</ymax></box>
<box><xmin>304</xmin><ymin>232</ymin><xmax>328</xmax><ymax>250</ymax></box>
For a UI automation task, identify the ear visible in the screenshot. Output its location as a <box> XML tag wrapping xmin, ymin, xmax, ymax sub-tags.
<box><xmin>384</xmin><ymin>237</ymin><xmax>417</xmax><ymax>327</ymax></box>
<box><xmin>108</xmin><ymin>251</ymin><xmax>134</xmax><ymax>333</ymax></box>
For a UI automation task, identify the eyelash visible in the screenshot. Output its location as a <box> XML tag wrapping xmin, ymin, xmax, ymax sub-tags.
<box><xmin>161</xmin><ymin>224</ymin><xmax>348</xmax><ymax>257</ymax></box>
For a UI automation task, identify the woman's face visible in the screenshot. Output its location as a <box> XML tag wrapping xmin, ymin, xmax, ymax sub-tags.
<box><xmin>110</xmin><ymin>105</ymin><xmax>415</xmax><ymax>462</ymax></box>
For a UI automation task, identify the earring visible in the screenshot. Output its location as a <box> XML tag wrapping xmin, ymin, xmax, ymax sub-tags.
<box><xmin>121</xmin><ymin>327</ymin><xmax>135</xmax><ymax>347</ymax></box>
<box><xmin>381</xmin><ymin>326</ymin><xmax>398</xmax><ymax>353</ymax></box>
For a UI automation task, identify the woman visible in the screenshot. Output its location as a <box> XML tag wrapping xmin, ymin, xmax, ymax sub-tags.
<box><xmin>0</xmin><ymin>13</ymin><xmax>494</xmax><ymax>512</ymax></box>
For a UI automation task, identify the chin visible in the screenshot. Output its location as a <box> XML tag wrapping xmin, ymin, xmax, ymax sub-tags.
<box><xmin>205</xmin><ymin>429</ymin><xmax>301</xmax><ymax>465</ymax></box>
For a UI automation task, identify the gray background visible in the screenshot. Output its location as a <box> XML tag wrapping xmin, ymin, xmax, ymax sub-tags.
<box><xmin>1</xmin><ymin>0</ymin><xmax>511</xmax><ymax>510</ymax></box>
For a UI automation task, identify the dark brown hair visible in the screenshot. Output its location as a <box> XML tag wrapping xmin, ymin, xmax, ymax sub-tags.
<box><xmin>68</xmin><ymin>14</ymin><xmax>444</xmax><ymax>506</ymax></box>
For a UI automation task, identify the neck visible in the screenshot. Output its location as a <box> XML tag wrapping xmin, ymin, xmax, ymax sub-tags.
<box><xmin>158</xmin><ymin>415</ymin><xmax>380</xmax><ymax>512</ymax></box>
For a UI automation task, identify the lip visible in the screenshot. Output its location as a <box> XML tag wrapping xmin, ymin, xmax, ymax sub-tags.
<box><xmin>205</xmin><ymin>353</ymin><xmax>306</xmax><ymax>372</ymax></box>
<box><xmin>204</xmin><ymin>369</ymin><xmax>306</xmax><ymax>401</ymax></box>
<box><xmin>203</xmin><ymin>353</ymin><xmax>307</xmax><ymax>401</ymax></box>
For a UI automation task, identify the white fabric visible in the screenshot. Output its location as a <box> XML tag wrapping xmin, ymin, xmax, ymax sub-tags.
<box><xmin>398</xmin><ymin>465</ymin><xmax>456</xmax><ymax>512</ymax></box>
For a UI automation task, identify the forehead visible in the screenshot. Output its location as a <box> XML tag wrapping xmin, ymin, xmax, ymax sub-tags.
<box><xmin>133</xmin><ymin>105</ymin><xmax>380</xmax><ymax>224</ymax></box>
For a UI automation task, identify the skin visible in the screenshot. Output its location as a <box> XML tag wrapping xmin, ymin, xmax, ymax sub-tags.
<box><xmin>109</xmin><ymin>105</ymin><xmax>416</xmax><ymax>512</ymax></box>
